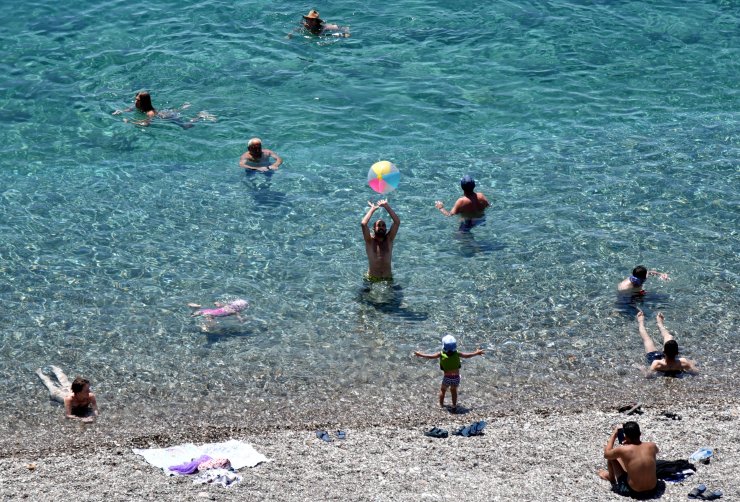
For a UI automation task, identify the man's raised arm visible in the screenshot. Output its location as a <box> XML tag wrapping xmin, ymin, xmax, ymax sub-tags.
<box><xmin>379</xmin><ymin>200</ymin><xmax>400</xmax><ymax>241</ymax></box>
<box><xmin>361</xmin><ymin>201</ymin><xmax>379</xmax><ymax>243</ymax></box>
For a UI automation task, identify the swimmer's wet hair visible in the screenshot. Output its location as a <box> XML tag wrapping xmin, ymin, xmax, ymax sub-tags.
<box><xmin>71</xmin><ymin>377</ymin><xmax>90</xmax><ymax>393</ymax></box>
<box><xmin>632</xmin><ymin>266</ymin><xmax>648</xmax><ymax>281</ymax></box>
<box><xmin>664</xmin><ymin>339</ymin><xmax>679</xmax><ymax>358</ymax></box>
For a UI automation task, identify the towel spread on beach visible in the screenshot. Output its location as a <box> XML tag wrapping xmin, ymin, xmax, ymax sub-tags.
<box><xmin>132</xmin><ymin>439</ymin><xmax>269</xmax><ymax>474</ymax></box>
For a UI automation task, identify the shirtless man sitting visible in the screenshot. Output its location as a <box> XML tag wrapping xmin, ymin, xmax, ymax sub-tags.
<box><xmin>361</xmin><ymin>199</ymin><xmax>400</xmax><ymax>281</ymax></box>
<box><xmin>637</xmin><ymin>310</ymin><xmax>698</xmax><ymax>377</ymax></box>
<box><xmin>435</xmin><ymin>175</ymin><xmax>490</xmax><ymax>231</ymax></box>
<box><xmin>598</xmin><ymin>421</ymin><xmax>660</xmax><ymax>499</ymax></box>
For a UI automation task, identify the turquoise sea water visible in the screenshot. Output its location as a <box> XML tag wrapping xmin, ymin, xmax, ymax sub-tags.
<box><xmin>1</xmin><ymin>0</ymin><xmax>738</xmax><ymax>422</ymax></box>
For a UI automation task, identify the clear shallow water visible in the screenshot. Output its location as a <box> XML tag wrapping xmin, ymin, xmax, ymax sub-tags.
<box><xmin>0</xmin><ymin>0</ymin><xmax>738</xmax><ymax>422</ymax></box>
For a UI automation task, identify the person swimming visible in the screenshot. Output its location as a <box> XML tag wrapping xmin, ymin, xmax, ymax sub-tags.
<box><xmin>189</xmin><ymin>299</ymin><xmax>249</xmax><ymax>320</ymax></box>
<box><xmin>435</xmin><ymin>175</ymin><xmax>491</xmax><ymax>232</ymax></box>
<box><xmin>289</xmin><ymin>9</ymin><xmax>350</xmax><ymax>38</ymax></box>
<box><xmin>113</xmin><ymin>91</ymin><xmax>216</xmax><ymax>128</ymax></box>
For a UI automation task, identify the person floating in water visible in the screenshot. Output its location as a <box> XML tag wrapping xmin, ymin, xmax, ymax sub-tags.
<box><xmin>617</xmin><ymin>265</ymin><xmax>670</xmax><ymax>295</ymax></box>
<box><xmin>636</xmin><ymin>310</ymin><xmax>698</xmax><ymax>377</ymax></box>
<box><xmin>414</xmin><ymin>335</ymin><xmax>484</xmax><ymax>412</ymax></box>
<box><xmin>291</xmin><ymin>9</ymin><xmax>350</xmax><ymax>38</ymax></box>
<box><xmin>435</xmin><ymin>175</ymin><xmax>490</xmax><ymax>232</ymax></box>
<box><xmin>113</xmin><ymin>91</ymin><xmax>216</xmax><ymax>128</ymax></box>
<box><xmin>361</xmin><ymin>199</ymin><xmax>400</xmax><ymax>281</ymax></box>
<box><xmin>239</xmin><ymin>138</ymin><xmax>283</xmax><ymax>172</ymax></box>
<box><xmin>36</xmin><ymin>366</ymin><xmax>99</xmax><ymax>423</ymax></box>
<box><xmin>188</xmin><ymin>298</ymin><xmax>249</xmax><ymax>322</ymax></box>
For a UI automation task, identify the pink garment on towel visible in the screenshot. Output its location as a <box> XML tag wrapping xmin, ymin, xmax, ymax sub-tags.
<box><xmin>198</xmin><ymin>458</ymin><xmax>232</xmax><ymax>470</ymax></box>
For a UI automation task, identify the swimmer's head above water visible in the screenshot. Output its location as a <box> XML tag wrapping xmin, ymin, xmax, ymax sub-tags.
<box><xmin>302</xmin><ymin>9</ymin><xmax>323</xmax><ymax>34</ymax></box>
<box><xmin>664</xmin><ymin>339</ymin><xmax>679</xmax><ymax>358</ymax></box>
<box><xmin>373</xmin><ymin>219</ymin><xmax>387</xmax><ymax>238</ymax></box>
<box><xmin>248</xmin><ymin>137</ymin><xmax>263</xmax><ymax>156</ymax></box>
<box><xmin>135</xmin><ymin>91</ymin><xmax>155</xmax><ymax>113</ymax></box>
<box><xmin>629</xmin><ymin>266</ymin><xmax>648</xmax><ymax>286</ymax></box>
<box><xmin>460</xmin><ymin>174</ymin><xmax>476</xmax><ymax>193</ymax></box>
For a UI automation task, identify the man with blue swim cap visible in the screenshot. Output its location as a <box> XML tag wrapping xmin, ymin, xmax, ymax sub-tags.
<box><xmin>435</xmin><ymin>174</ymin><xmax>490</xmax><ymax>231</ymax></box>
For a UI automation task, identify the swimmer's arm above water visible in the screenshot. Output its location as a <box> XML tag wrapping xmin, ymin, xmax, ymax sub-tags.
<box><xmin>361</xmin><ymin>201</ymin><xmax>380</xmax><ymax>242</ymax></box>
<box><xmin>239</xmin><ymin>152</ymin><xmax>269</xmax><ymax>172</ymax></box>
<box><xmin>435</xmin><ymin>199</ymin><xmax>464</xmax><ymax>217</ymax></box>
<box><xmin>435</xmin><ymin>200</ymin><xmax>452</xmax><ymax>217</ymax></box>
<box><xmin>380</xmin><ymin>200</ymin><xmax>400</xmax><ymax>241</ymax></box>
<box><xmin>648</xmin><ymin>270</ymin><xmax>670</xmax><ymax>281</ymax></box>
<box><xmin>264</xmin><ymin>149</ymin><xmax>282</xmax><ymax>170</ymax></box>
<box><xmin>413</xmin><ymin>351</ymin><xmax>441</xmax><ymax>359</ymax></box>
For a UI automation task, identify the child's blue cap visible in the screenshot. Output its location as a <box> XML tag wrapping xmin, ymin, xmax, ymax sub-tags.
<box><xmin>442</xmin><ymin>334</ymin><xmax>457</xmax><ymax>352</ymax></box>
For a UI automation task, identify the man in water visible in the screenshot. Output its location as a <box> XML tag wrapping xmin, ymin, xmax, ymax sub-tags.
<box><xmin>636</xmin><ymin>310</ymin><xmax>698</xmax><ymax>377</ymax></box>
<box><xmin>239</xmin><ymin>138</ymin><xmax>282</xmax><ymax>172</ymax></box>
<box><xmin>361</xmin><ymin>199</ymin><xmax>400</xmax><ymax>281</ymax></box>
<box><xmin>300</xmin><ymin>9</ymin><xmax>349</xmax><ymax>37</ymax></box>
<box><xmin>435</xmin><ymin>175</ymin><xmax>490</xmax><ymax>231</ymax></box>
<box><xmin>617</xmin><ymin>265</ymin><xmax>670</xmax><ymax>295</ymax></box>
<box><xmin>598</xmin><ymin>421</ymin><xmax>660</xmax><ymax>499</ymax></box>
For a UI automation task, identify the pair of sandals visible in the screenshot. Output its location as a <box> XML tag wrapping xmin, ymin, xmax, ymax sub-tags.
<box><xmin>453</xmin><ymin>420</ymin><xmax>487</xmax><ymax>437</ymax></box>
<box><xmin>424</xmin><ymin>420</ymin><xmax>487</xmax><ymax>439</ymax></box>
<box><xmin>688</xmin><ymin>484</ymin><xmax>723</xmax><ymax>500</ymax></box>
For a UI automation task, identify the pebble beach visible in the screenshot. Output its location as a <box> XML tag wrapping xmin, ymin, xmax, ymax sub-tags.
<box><xmin>2</xmin><ymin>388</ymin><xmax>738</xmax><ymax>501</ymax></box>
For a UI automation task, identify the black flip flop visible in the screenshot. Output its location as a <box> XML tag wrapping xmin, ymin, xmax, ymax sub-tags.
<box><xmin>689</xmin><ymin>484</ymin><xmax>706</xmax><ymax>499</ymax></box>
<box><xmin>698</xmin><ymin>490</ymin><xmax>723</xmax><ymax>500</ymax></box>
<box><xmin>424</xmin><ymin>427</ymin><xmax>448</xmax><ymax>438</ymax></box>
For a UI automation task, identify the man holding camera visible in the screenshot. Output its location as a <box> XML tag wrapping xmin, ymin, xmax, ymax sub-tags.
<box><xmin>598</xmin><ymin>421</ymin><xmax>659</xmax><ymax>499</ymax></box>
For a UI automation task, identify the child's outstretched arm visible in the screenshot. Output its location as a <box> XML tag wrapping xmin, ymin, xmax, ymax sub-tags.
<box><xmin>414</xmin><ymin>351</ymin><xmax>441</xmax><ymax>359</ymax></box>
<box><xmin>459</xmin><ymin>348</ymin><xmax>485</xmax><ymax>359</ymax></box>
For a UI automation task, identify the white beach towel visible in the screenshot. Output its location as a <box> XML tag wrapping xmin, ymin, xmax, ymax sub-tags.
<box><xmin>132</xmin><ymin>439</ymin><xmax>269</xmax><ymax>474</ymax></box>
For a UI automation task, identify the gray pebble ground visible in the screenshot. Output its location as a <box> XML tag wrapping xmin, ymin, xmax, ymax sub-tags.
<box><xmin>1</xmin><ymin>399</ymin><xmax>737</xmax><ymax>501</ymax></box>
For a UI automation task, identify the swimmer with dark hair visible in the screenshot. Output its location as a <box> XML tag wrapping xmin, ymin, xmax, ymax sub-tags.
<box><xmin>617</xmin><ymin>265</ymin><xmax>670</xmax><ymax>295</ymax></box>
<box><xmin>636</xmin><ymin>310</ymin><xmax>697</xmax><ymax>377</ymax></box>
<box><xmin>36</xmin><ymin>366</ymin><xmax>99</xmax><ymax>423</ymax></box>
<box><xmin>435</xmin><ymin>174</ymin><xmax>490</xmax><ymax>232</ymax></box>
<box><xmin>113</xmin><ymin>91</ymin><xmax>216</xmax><ymax>128</ymax></box>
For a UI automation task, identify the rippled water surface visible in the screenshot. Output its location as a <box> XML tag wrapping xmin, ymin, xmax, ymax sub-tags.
<box><xmin>0</xmin><ymin>0</ymin><xmax>738</xmax><ymax>421</ymax></box>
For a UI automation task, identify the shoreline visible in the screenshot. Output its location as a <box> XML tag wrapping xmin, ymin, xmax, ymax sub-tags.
<box><xmin>2</xmin><ymin>396</ymin><xmax>738</xmax><ymax>501</ymax></box>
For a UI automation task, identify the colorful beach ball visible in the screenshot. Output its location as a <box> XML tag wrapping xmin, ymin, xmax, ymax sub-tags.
<box><xmin>367</xmin><ymin>161</ymin><xmax>400</xmax><ymax>194</ymax></box>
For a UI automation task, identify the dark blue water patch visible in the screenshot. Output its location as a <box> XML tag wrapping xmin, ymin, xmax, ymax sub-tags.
<box><xmin>242</xmin><ymin>174</ymin><xmax>290</xmax><ymax>209</ymax></box>
<box><xmin>615</xmin><ymin>292</ymin><xmax>673</xmax><ymax>317</ymax></box>
<box><xmin>453</xmin><ymin>231</ymin><xmax>506</xmax><ymax>257</ymax></box>
<box><xmin>357</xmin><ymin>282</ymin><xmax>429</xmax><ymax>321</ymax></box>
